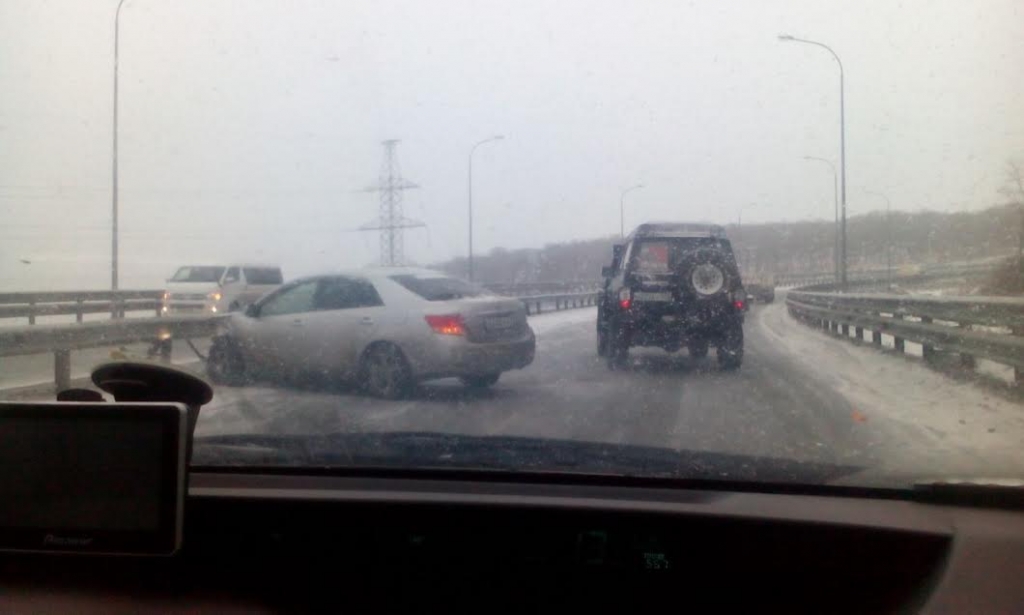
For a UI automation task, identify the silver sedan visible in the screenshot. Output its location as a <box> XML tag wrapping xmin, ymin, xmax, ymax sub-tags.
<box><xmin>206</xmin><ymin>268</ymin><xmax>536</xmax><ymax>398</ymax></box>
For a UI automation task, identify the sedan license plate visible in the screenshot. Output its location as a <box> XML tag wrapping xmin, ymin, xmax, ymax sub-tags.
<box><xmin>633</xmin><ymin>291</ymin><xmax>672</xmax><ymax>302</ymax></box>
<box><xmin>485</xmin><ymin>315</ymin><xmax>515</xmax><ymax>330</ymax></box>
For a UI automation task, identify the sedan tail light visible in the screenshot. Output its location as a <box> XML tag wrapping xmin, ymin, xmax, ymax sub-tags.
<box><xmin>425</xmin><ymin>314</ymin><xmax>466</xmax><ymax>336</ymax></box>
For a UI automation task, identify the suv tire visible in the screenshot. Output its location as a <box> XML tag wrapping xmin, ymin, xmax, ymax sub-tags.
<box><xmin>606</xmin><ymin>324</ymin><xmax>630</xmax><ymax>370</ymax></box>
<box><xmin>597</xmin><ymin>326</ymin><xmax>609</xmax><ymax>357</ymax></box>
<box><xmin>717</xmin><ymin>323</ymin><xmax>743</xmax><ymax>370</ymax></box>
<box><xmin>679</xmin><ymin>248</ymin><xmax>735</xmax><ymax>298</ymax></box>
<box><xmin>688</xmin><ymin>339</ymin><xmax>709</xmax><ymax>359</ymax></box>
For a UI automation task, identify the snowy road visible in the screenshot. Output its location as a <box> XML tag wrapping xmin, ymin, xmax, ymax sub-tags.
<box><xmin>197</xmin><ymin>301</ymin><xmax>1024</xmax><ymax>484</ymax></box>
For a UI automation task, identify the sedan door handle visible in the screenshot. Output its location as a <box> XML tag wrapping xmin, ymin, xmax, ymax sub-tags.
<box><xmin>291</xmin><ymin>319</ymin><xmax>303</xmax><ymax>327</ymax></box>
<box><xmin>360</xmin><ymin>317</ymin><xmax>375</xmax><ymax>326</ymax></box>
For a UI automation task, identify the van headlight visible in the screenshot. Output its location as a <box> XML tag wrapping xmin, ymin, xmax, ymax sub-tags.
<box><xmin>208</xmin><ymin>291</ymin><xmax>222</xmax><ymax>302</ymax></box>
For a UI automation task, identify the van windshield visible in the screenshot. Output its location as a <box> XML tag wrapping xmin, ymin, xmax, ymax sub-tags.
<box><xmin>243</xmin><ymin>268</ymin><xmax>283</xmax><ymax>285</ymax></box>
<box><xmin>169</xmin><ymin>266</ymin><xmax>226</xmax><ymax>283</ymax></box>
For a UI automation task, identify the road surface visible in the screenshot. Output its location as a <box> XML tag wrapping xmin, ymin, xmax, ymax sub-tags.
<box><xmin>196</xmin><ymin>301</ymin><xmax>1024</xmax><ymax>483</ymax></box>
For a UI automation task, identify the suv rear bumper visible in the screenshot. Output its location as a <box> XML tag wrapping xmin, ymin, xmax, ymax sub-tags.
<box><xmin>608</xmin><ymin>301</ymin><xmax>743</xmax><ymax>347</ymax></box>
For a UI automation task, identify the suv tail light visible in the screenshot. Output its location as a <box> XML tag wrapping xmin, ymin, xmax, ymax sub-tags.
<box><xmin>618</xmin><ymin>288</ymin><xmax>632</xmax><ymax>310</ymax></box>
<box><xmin>425</xmin><ymin>314</ymin><xmax>466</xmax><ymax>336</ymax></box>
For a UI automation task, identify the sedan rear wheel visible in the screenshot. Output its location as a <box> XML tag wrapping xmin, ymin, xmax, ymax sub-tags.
<box><xmin>362</xmin><ymin>344</ymin><xmax>414</xmax><ymax>400</ymax></box>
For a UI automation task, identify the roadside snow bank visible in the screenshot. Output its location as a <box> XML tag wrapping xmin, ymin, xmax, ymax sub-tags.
<box><xmin>759</xmin><ymin>299</ymin><xmax>1024</xmax><ymax>478</ymax></box>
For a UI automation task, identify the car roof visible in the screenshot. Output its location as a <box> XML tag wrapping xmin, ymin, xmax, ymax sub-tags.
<box><xmin>627</xmin><ymin>222</ymin><xmax>727</xmax><ymax>240</ymax></box>
<box><xmin>177</xmin><ymin>263</ymin><xmax>280</xmax><ymax>268</ymax></box>
<box><xmin>290</xmin><ymin>267</ymin><xmax>454</xmax><ymax>284</ymax></box>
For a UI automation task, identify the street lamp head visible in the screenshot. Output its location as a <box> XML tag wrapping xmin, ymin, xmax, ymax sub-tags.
<box><xmin>778</xmin><ymin>34</ymin><xmax>795</xmax><ymax>41</ymax></box>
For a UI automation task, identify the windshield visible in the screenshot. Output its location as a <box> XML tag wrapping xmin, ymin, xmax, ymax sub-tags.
<box><xmin>243</xmin><ymin>268</ymin><xmax>283</xmax><ymax>285</ymax></box>
<box><xmin>2</xmin><ymin>0</ymin><xmax>1023</xmax><ymax>493</ymax></box>
<box><xmin>169</xmin><ymin>266</ymin><xmax>226</xmax><ymax>283</ymax></box>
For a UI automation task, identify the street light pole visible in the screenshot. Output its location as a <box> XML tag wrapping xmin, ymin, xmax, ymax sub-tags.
<box><xmin>112</xmin><ymin>0</ymin><xmax>128</xmax><ymax>293</ymax></box>
<box><xmin>803</xmin><ymin>156</ymin><xmax>840</xmax><ymax>283</ymax></box>
<box><xmin>780</xmin><ymin>34</ymin><xmax>847</xmax><ymax>290</ymax></box>
<box><xmin>865</xmin><ymin>190</ymin><xmax>892</xmax><ymax>287</ymax></box>
<box><xmin>619</xmin><ymin>184</ymin><xmax>644</xmax><ymax>238</ymax></box>
<box><xmin>467</xmin><ymin>135</ymin><xmax>504</xmax><ymax>283</ymax></box>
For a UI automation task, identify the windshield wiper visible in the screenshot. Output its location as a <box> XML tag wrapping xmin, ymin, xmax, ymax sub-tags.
<box><xmin>912</xmin><ymin>479</ymin><xmax>1024</xmax><ymax>509</ymax></box>
<box><xmin>191</xmin><ymin>432</ymin><xmax>862</xmax><ymax>486</ymax></box>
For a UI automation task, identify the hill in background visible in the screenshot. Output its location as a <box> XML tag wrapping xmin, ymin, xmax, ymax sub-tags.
<box><xmin>434</xmin><ymin>204</ymin><xmax>1023</xmax><ymax>285</ymax></box>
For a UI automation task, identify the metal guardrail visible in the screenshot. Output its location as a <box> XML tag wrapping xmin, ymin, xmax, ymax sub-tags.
<box><xmin>0</xmin><ymin>315</ymin><xmax>223</xmax><ymax>391</ymax></box>
<box><xmin>786</xmin><ymin>289</ymin><xmax>1024</xmax><ymax>385</ymax></box>
<box><xmin>483</xmin><ymin>281</ymin><xmax>602</xmax><ymax>297</ymax></box>
<box><xmin>0</xmin><ymin>291</ymin><xmax>598</xmax><ymax>393</ymax></box>
<box><xmin>519</xmin><ymin>292</ymin><xmax>598</xmax><ymax>315</ymax></box>
<box><xmin>0</xmin><ymin>290</ymin><xmax>163</xmax><ymax>324</ymax></box>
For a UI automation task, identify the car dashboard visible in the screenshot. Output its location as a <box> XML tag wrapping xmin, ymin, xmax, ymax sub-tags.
<box><xmin>2</xmin><ymin>470</ymin><xmax>1022</xmax><ymax>614</ymax></box>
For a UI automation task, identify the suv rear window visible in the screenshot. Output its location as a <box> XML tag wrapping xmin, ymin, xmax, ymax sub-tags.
<box><xmin>169</xmin><ymin>266</ymin><xmax>226</xmax><ymax>283</ymax></box>
<box><xmin>390</xmin><ymin>275</ymin><xmax>488</xmax><ymax>301</ymax></box>
<box><xmin>243</xmin><ymin>267</ymin><xmax>283</xmax><ymax>285</ymax></box>
<box><xmin>631</xmin><ymin>238</ymin><xmax>734</xmax><ymax>272</ymax></box>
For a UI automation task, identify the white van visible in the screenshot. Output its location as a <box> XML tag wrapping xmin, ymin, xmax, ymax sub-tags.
<box><xmin>162</xmin><ymin>264</ymin><xmax>284</xmax><ymax>314</ymax></box>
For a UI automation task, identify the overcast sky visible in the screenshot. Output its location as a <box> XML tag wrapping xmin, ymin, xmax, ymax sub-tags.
<box><xmin>1</xmin><ymin>0</ymin><xmax>1022</xmax><ymax>288</ymax></box>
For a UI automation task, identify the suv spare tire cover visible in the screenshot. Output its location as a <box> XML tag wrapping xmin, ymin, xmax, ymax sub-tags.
<box><xmin>678</xmin><ymin>249</ymin><xmax>732</xmax><ymax>297</ymax></box>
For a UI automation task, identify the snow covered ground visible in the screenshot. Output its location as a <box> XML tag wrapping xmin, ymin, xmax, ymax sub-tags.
<box><xmin>760</xmin><ymin>298</ymin><xmax>1024</xmax><ymax>480</ymax></box>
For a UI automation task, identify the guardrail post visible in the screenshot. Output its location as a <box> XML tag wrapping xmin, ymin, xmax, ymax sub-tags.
<box><xmin>855</xmin><ymin>326</ymin><xmax>864</xmax><ymax>341</ymax></box>
<box><xmin>958</xmin><ymin>323</ymin><xmax>976</xmax><ymax>369</ymax></box>
<box><xmin>536</xmin><ymin>301</ymin><xmax>542</xmax><ymax>314</ymax></box>
<box><xmin>872</xmin><ymin>330</ymin><xmax>882</xmax><ymax>346</ymax></box>
<box><xmin>841</xmin><ymin>323</ymin><xmax>850</xmax><ymax>338</ymax></box>
<box><xmin>54</xmin><ymin>349</ymin><xmax>70</xmax><ymax>391</ymax></box>
<box><xmin>160</xmin><ymin>339</ymin><xmax>172</xmax><ymax>363</ymax></box>
<box><xmin>76</xmin><ymin>299</ymin><xmax>84</xmax><ymax>324</ymax></box>
<box><xmin>28</xmin><ymin>302</ymin><xmax>36</xmax><ymax>325</ymax></box>
<box><xmin>920</xmin><ymin>316</ymin><xmax>936</xmax><ymax>363</ymax></box>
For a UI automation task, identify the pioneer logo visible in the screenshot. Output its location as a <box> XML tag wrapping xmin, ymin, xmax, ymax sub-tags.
<box><xmin>43</xmin><ymin>534</ymin><xmax>94</xmax><ymax>547</ymax></box>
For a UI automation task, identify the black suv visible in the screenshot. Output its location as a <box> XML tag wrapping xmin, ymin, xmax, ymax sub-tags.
<box><xmin>597</xmin><ymin>223</ymin><xmax>747</xmax><ymax>370</ymax></box>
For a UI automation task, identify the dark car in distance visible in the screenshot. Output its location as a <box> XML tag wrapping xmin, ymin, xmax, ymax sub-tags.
<box><xmin>597</xmin><ymin>223</ymin><xmax>747</xmax><ymax>370</ymax></box>
<box><xmin>746</xmin><ymin>283</ymin><xmax>776</xmax><ymax>304</ymax></box>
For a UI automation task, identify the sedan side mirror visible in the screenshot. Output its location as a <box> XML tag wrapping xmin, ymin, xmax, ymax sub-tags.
<box><xmin>244</xmin><ymin>303</ymin><xmax>259</xmax><ymax>318</ymax></box>
<box><xmin>601</xmin><ymin>266</ymin><xmax>616</xmax><ymax>278</ymax></box>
